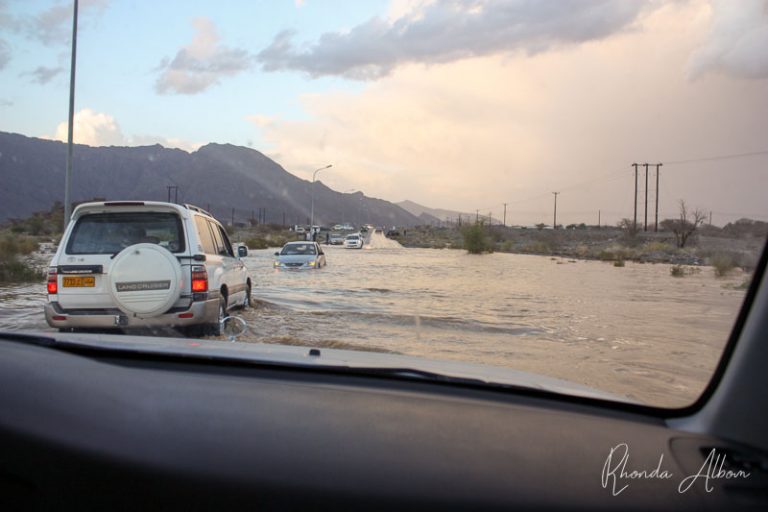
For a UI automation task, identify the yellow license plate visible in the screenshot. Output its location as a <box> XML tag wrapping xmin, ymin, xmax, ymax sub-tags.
<box><xmin>62</xmin><ymin>276</ymin><xmax>96</xmax><ymax>288</ymax></box>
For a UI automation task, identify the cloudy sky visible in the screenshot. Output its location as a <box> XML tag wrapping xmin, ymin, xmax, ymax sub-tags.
<box><xmin>1</xmin><ymin>0</ymin><xmax>767</xmax><ymax>225</ymax></box>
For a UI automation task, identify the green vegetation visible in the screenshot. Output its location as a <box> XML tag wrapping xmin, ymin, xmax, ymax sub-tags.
<box><xmin>711</xmin><ymin>252</ymin><xmax>737</xmax><ymax>277</ymax></box>
<box><xmin>0</xmin><ymin>234</ymin><xmax>42</xmax><ymax>282</ymax></box>
<box><xmin>7</xmin><ymin>202</ymin><xmax>64</xmax><ymax>237</ymax></box>
<box><xmin>233</xmin><ymin>224</ymin><xmax>299</xmax><ymax>250</ymax></box>
<box><xmin>0</xmin><ymin>203</ymin><xmax>68</xmax><ymax>282</ymax></box>
<box><xmin>670</xmin><ymin>265</ymin><xmax>702</xmax><ymax>278</ymax></box>
<box><xmin>520</xmin><ymin>240</ymin><xmax>553</xmax><ymax>255</ymax></box>
<box><xmin>613</xmin><ymin>259</ymin><xmax>625</xmax><ymax>267</ymax></box>
<box><xmin>462</xmin><ymin>223</ymin><xmax>494</xmax><ymax>254</ymax></box>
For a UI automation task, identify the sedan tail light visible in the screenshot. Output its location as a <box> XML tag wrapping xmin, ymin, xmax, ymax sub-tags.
<box><xmin>47</xmin><ymin>267</ymin><xmax>58</xmax><ymax>294</ymax></box>
<box><xmin>191</xmin><ymin>265</ymin><xmax>208</xmax><ymax>292</ymax></box>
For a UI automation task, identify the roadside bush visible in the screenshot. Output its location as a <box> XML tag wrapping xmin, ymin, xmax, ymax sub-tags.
<box><xmin>0</xmin><ymin>234</ymin><xmax>42</xmax><ymax>282</ymax></box>
<box><xmin>670</xmin><ymin>265</ymin><xmax>701</xmax><ymax>278</ymax></box>
<box><xmin>520</xmin><ymin>241</ymin><xmax>552</xmax><ymax>255</ymax></box>
<box><xmin>462</xmin><ymin>223</ymin><xmax>493</xmax><ymax>254</ymax></box>
<box><xmin>711</xmin><ymin>252</ymin><xmax>736</xmax><ymax>277</ymax></box>
<box><xmin>0</xmin><ymin>260</ymin><xmax>41</xmax><ymax>282</ymax></box>
<box><xmin>645</xmin><ymin>241</ymin><xmax>673</xmax><ymax>253</ymax></box>
<box><xmin>499</xmin><ymin>240</ymin><xmax>515</xmax><ymax>252</ymax></box>
<box><xmin>599</xmin><ymin>247</ymin><xmax>634</xmax><ymax>262</ymax></box>
<box><xmin>245</xmin><ymin>237</ymin><xmax>269</xmax><ymax>250</ymax></box>
<box><xmin>670</xmin><ymin>265</ymin><xmax>685</xmax><ymax>277</ymax></box>
<box><xmin>0</xmin><ymin>235</ymin><xmax>38</xmax><ymax>257</ymax></box>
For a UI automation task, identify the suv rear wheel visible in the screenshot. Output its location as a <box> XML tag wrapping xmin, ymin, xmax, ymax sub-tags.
<box><xmin>242</xmin><ymin>282</ymin><xmax>251</xmax><ymax>309</ymax></box>
<box><xmin>207</xmin><ymin>297</ymin><xmax>227</xmax><ymax>336</ymax></box>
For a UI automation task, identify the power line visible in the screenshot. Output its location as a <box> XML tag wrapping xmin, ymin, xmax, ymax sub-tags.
<box><xmin>466</xmin><ymin>148</ymin><xmax>768</xmax><ymax>222</ymax></box>
<box><xmin>664</xmin><ymin>149</ymin><xmax>768</xmax><ymax>166</ymax></box>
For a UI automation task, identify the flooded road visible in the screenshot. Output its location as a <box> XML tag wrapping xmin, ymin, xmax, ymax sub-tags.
<box><xmin>0</xmin><ymin>232</ymin><xmax>748</xmax><ymax>406</ymax></box>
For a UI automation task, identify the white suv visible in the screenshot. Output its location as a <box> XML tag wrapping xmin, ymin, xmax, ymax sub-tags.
<box><xmin>44</xmin><ymin>201</ymin><xmax>251</xmax><ymax>336</ymax></box>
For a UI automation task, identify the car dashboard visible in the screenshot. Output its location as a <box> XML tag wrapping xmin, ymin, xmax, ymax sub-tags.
<box><xmin>1</xmin><ymin>334</ymin><xmax>766</xmax><ymax>511</ymax></box>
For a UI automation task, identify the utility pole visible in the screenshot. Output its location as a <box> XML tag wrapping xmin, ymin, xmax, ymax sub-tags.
<box><xmin>654</xmin><ymin>163</ymin><xmax>662</xmax><ymax>232</ymax></box>
<box><xmin>63</xmin><ymin>0</ymin><xmax>79</xmax><ymax>231</ymax></box>
<box><xmin>598</xmin><ymin>209</ymin><xmax>601</xmax><ymax>229</ymax></box>
<box><xmin>709</xmin><ymin>211</ymin><xmax>713</xmax><ymax>226</ymax></box>
<box><xmin>644</xmin><ymin>163</ymin><xmax>649</xmax><ymax>231</ymax></box>
<box><xmin>552</xmin><ymin>192</ymin><xmax>559</xmax><ymax>229</ymax></box>
<box><xmin>503</xmin><ymin>203</ymin><xmax>507</xmax><ymax>227</ymax></box>
<box><xmin>632</xmin><ymin>163</ymin><xmax>639</xmax><ymax>231</ymax></box>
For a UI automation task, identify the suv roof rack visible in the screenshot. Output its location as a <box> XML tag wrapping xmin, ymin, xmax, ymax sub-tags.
<box><xmin>184</xmin><ymin>204</ymin><xmax>214</xmax><ymax>218</ymax></box>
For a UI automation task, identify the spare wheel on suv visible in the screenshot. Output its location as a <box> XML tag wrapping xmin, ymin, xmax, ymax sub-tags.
<box><xmin>108</xmin><ymin>243</ymin><xmax>183</xmax><ymax>318</ymax></box>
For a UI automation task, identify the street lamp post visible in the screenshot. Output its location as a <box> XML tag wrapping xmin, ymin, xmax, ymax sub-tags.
<box><xmin>552</xmin><ymin>192</ymin><xmax>560</xmax><ymax>229</ymax></box>
<box><xmin>309</xmin><ymin>164</ymin><xmax>332</xmax><ymax>237</ymax></box>
<box><xmin>63</xmin><ymin>0</ymin><xmax>79</xmax><ymax>231</ymax></box>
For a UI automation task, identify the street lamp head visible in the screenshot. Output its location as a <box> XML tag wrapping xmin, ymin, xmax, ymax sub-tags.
<box><xmin>310</xmin><ymin>164</ymin><xmax>332</xmax><ymax>229</ymax></box>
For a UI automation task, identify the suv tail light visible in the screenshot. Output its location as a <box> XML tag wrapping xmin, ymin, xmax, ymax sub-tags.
<box><xmin>191</xmin><ymin>265</ymin><xmax>208</xmax><ymax>292</ymax></box>
<box><xmin>47</xmin><ymin>267</ymin><xmax>58</xmax><ymax>294</ymax></box>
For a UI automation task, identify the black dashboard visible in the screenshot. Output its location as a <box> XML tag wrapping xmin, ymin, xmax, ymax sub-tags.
<box><xmin>1</xmin><ymin>335</ymin><xmax>766</xmax><ymax>511</ymax></box>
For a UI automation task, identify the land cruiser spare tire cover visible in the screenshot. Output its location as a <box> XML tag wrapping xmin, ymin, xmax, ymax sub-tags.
<box><xmin>108</xmin><ymin>243</ymin><xmax>183</xmax><ymax>318</ymax></box>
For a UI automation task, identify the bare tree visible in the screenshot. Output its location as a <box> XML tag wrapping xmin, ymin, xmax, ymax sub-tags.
<box><xmin>660</xmin><ymin>200</ymin><xmax>707</xmax><ymax>248</ymax></box>
<box><xmin>617</xmin><ymin>218</ymin><xmax>640</xmax><ymax>237</ymax></box>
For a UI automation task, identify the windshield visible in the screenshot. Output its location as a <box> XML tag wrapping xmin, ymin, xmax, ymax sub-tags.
<box><xmin>1</xmin><ymin>1</ymin><xmax>766</xmax><ymax>409</ymax></box>
<box><xmin>280</xmin><ymin>244</ymin><xmax>316</xmax><ymax>256</ymax></box>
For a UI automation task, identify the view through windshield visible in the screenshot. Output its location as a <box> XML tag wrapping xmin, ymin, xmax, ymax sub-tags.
<box><xmin>0</xmin><ymin>0</ymin><xmax>766</xmax><ymax>408</ymax></box>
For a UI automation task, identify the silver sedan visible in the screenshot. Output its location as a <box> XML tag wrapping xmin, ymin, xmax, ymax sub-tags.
<box><xmin>273</xmin><ymin>242</ymin><xmax>327</xmax><ymax>269</ymax></box>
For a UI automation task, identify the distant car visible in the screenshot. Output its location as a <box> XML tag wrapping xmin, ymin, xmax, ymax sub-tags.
<box><xmin>344</xmin><ymin>234</ymin><xmax>364</xmax><ymax>249</ymax></box>
<box><xmin>329</xmin><ymin>234</ymin><xmax>345</xmax><ymax>245</ymax></box>
<box><xmin>274</xmin><ymin>241</ymin><xmax>326</xmax><ymax>269</ymax></box>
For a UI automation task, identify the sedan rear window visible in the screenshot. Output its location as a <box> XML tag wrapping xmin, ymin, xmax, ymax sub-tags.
<box><xmin>66</xmin><ymin>212</ymin><xmax>185</xmax><ymax>254</ymax></box>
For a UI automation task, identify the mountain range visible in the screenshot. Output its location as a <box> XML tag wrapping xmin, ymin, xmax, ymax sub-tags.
<box><xmin>0</xmin><ymin>131</ymin><xmax>423</xmax><ymax>227</ymax></box>
<box><xmin>397</xmin><ymin>200</ymin><xmax>498</xmax><ymax>225</ymax></box>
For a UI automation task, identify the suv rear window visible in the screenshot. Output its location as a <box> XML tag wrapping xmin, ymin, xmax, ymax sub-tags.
<box><xmin>66</xmin><ymin>212</ymin><xmax>185</xmax><ymax>255</ymax></box>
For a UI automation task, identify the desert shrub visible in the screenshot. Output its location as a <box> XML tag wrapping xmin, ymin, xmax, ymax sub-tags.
<box><xmin>462</xmin><ymin>224</ymin><xmax>493</xmax><ymax>254</ymax></box>
<box><xmin>670</xmin><ymin>265</ymin><xmax>685</xmax><ymax>277</ymax></box>
<box><xmin>521</xmin><ymin>241</ymin><xmax>552</xmax><ymax>255</ymax></box>
<box><xmin>245</xmin><ymin>237</ymin><xmax>269</xmax><ymax>250</ymax></box>
<box><xmin>670</xmin><ymin>265</ymin><xmax>701</xmax><ymax>278</ymax></box>
<box><xmin>645</xmin><ymin>241</ymin><xmax>673</xmax><ymax>253</ymax></box>
<box><xmin>711</xmin><ymin>252</ymin><xmax>737</xmax><ymax>277</ymax></box>
<box><xmin>0</xmin><ymin>235</ymin><xmax>38</xmax><ymax>258</ymax></box>
<box><xmin>0</xmin><ymin>235</ymin><xmax>42</xmax><ymax>282</ymax></box>
<box><xmin>0</xmin><ymin>260</ymin><xmax>42</xmax><ymax>282</ymax></box>
<box><xmin>500</xmin><ymin>240</ymin><xmax>514</xmax><ymax>252</ymax></box>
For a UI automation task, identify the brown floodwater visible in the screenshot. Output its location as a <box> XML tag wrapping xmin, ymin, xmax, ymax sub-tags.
<box><xmin>0</xmin><ymin>232</ymin><xmax>749</xmax><ymax>407</ymax></box>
